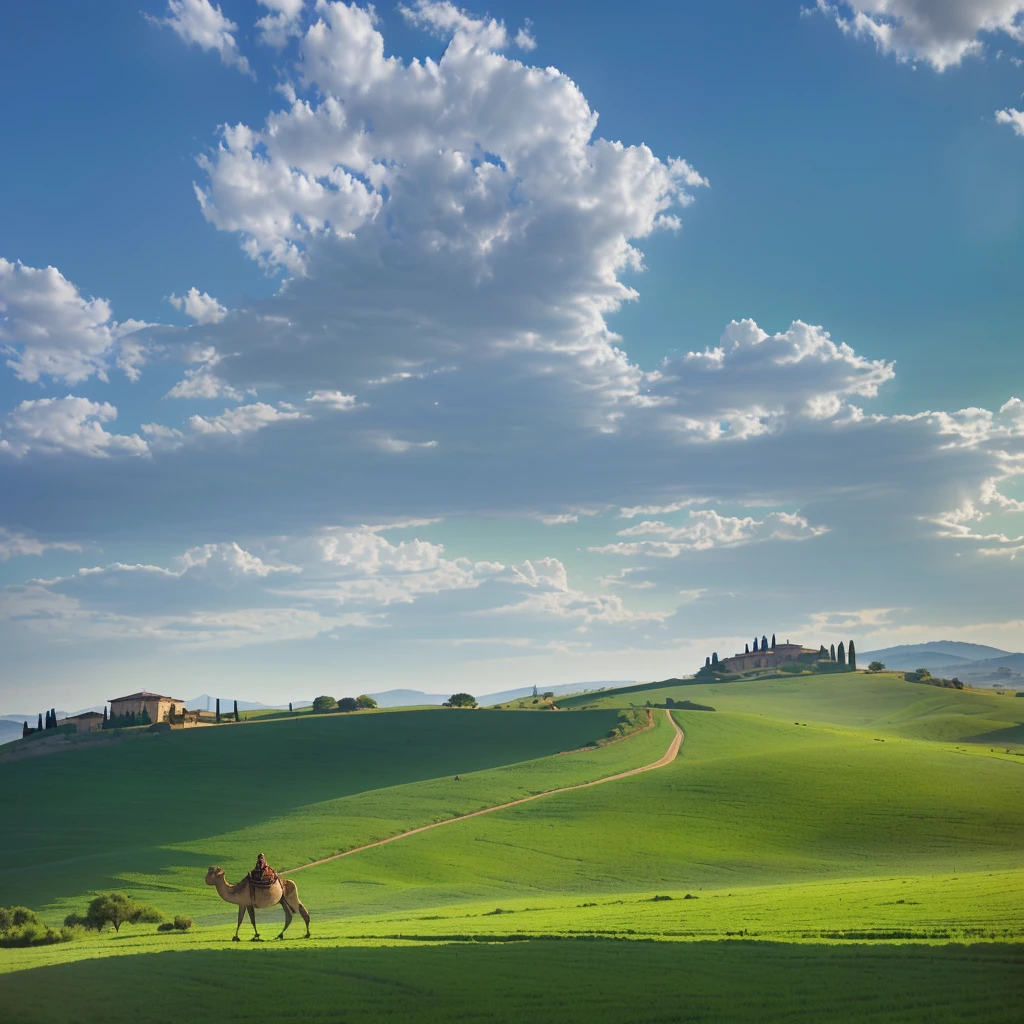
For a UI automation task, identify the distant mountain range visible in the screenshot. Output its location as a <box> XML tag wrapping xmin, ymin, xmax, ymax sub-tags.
<box><xmin>861</xmin><ymin>641</ymin><xmax>1024</xmax><ymax>683</ymax></box>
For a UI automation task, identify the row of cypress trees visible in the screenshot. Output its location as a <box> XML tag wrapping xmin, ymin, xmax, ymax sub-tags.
<box><xmin>818</xmin><ymin>640</ymin><xmax>857</xmax><ymax>669</ymax></box>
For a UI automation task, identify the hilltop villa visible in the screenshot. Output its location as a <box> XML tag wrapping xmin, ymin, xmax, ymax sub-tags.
<box><xmin>109</xmin><ymin>691</ymin><xmax>186</xmax><ymax>724</ymax></box>
<box><xmin>720</xmin><ymin>640</ymin><xmax>819</xmax><ymax>673</ymax></box>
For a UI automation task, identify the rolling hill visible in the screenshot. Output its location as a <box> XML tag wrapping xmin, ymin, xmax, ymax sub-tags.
<box><xmin>0</xmin><ymin>672</ymin><xmax>1021</xmax><ymax>1023</ymax></box>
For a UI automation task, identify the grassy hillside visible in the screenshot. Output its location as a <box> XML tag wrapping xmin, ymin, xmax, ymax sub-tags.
<box><xmin>0</xmin><ymin>708</ymin><xmax>629</xmax><ymax>913</ymax></box>
<box><xmin>1</xmin><ymin>673</ymin><xmax>1021</xmax><ymax>1023</ymax></box>
<box><xmin>560</xmin><ymin>672</ymin><xmax>1024</xmax><ymax>743</ymax></box>
<box><xmin>1</xmin><ymin>941</ymin><xmax>1020</xmax><ymax>1024</ymax></box>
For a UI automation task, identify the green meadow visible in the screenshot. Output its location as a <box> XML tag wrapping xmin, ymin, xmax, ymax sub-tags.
<box><xmin>1</xmin><ymin>673</ymin><xmax>1022</xmax><ymax>1022</ymax></box>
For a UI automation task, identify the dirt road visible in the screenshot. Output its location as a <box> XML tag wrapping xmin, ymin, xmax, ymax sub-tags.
<box><xmin>283</xmin><ymin>709</ymin><xmax>683</xmax><ymax>875</ymax></box>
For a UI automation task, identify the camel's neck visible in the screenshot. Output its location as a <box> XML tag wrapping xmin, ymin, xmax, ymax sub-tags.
<box><xmin>215</xmin><ymin>874</ymin><xmax>240</xmax><ymax>900</ymax></box>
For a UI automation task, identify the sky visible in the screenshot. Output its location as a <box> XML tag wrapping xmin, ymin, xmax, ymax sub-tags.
<box><xmin>1</xmin><ymin>0</ymin><xmax>1024</xmax><ymax>711</ymax></box>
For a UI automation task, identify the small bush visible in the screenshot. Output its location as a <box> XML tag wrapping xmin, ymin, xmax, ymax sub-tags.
<box><xmin>173</xmin><ymin>915</ymin><xmax>193</xmax><ymax>931</ymax></box>
<box><xmin>157</xmin><ymin>922</ymin><xmax>175</xmax><ymax>932</ymax></box>
<box><xmin>0</xmin><ymin>906</ymin><xmax>73</xmax><ymax>947</ymax></box>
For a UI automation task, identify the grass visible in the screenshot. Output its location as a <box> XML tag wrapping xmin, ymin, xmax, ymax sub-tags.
<box><xmin>560</xmin><ymin>672</ymin><xmax>1024</xmax><ymax>744</ymax></box>
<box><xmin>1</xmin><ymin>673</ymin><xmax>1022</xmax><ymax>1021</ymax></box>
<box><xmin>0</xmin><ymin>707</ymin><xmax>662</xmax><ymax>922</ymax></box>
<box><xmin>0</xmin><ymin>940</ymin><xmax>1020</xmax><ymax>1023</ymax></box>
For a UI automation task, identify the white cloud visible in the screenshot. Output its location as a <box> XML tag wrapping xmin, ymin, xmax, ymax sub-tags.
<box><xmin>591</xmin><ymin>509</ymin><xmax>828</xmax><ymax>557</ymax></box>
<box><xmin>0</xmin><ymin>396</ymin><xmax>149</xmax><ymax>458</ymax></box>
<box><xmin>151</xmin><ymin>0</ymin><xmax>252</xmax><ymax>75</ymax></box>
<box><xmin>256</xmin><ymin>0</ymin><xmax>306</xmax><ymax>48</ymax></box>
<box><xmin>168</xmin><ymin>287</ymin><xmax>228</xmax><ymax>324</ymax></box>
<box><xmin>538</xmin><ymin>513</ymin><xmax>579</xmax><ymax>525</ymax></box>
<box><xmin>188</xmin><ymin>402</ymin><xmax>305</xmax><ymax>435</ymax></box>
<box><xmin>996</xmin><ymin>107</ymin><xmax>1024</xmax><ymax>134</ymax></box>
<box><xmin>0</xmin><ymin>258</ymin><xmax>149</xmax><ymax>384</ymax></box>
<box><xmin>813</xmin><ymin>1</ymin><xmax>1024</xmax><ymax>71</ymax></box>
<box><xmin>306</xmin><ymin>389</ymin><xmax>357</xmax><ymax>409</ymax></box>
<box><xmin>0</xmin><ymin>527</ymin><xmax>81</xmax><ymax>562</ymax></box>
<box><xmin>497</xmin><ymin>558</ymin><xmax>668</xmax><ymax>624</ymax></box>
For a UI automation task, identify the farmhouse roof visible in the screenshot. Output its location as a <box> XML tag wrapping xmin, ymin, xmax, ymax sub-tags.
<box><xmin>67</xmin><ymin>711</ymin><xmax>104</xmax><ymax>719</ymax></box>
<box><xmin>108</xmin><ymin>691</ymin><xmax>185</xmax><ymax>703</ymax></box>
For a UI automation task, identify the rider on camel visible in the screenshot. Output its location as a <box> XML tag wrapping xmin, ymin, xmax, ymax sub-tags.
<box><xmin>249</xmin><ymin>852</ymin><xmax>279</xmax><ymax>886</ymax></box>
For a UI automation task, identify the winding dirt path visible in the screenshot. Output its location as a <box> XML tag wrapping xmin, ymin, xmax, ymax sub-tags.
<box><xmin>282</xmin><ymin>709</ymin><xmax>683</xmax><ymax>875</ymax></box>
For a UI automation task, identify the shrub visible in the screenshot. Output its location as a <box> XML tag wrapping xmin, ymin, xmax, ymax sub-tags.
<box><xmin>868</xmin><ymin>661</ymin><xmax>885</xmax><ymax>672</ymax></box>
<box><xmin>173</xmin><ymin>915</ymin><xmax>193</xmax><ymax>931</ymax></box>
<box><xmin>1</xmin><ymin>906</ymin><xmax>72</xmax><ymax>947</ymax></box>
<box><xmin>157</xmin><ymin>922</ymin><xmax>175</xmax><ymax>932</ymax></box>
<box><xmin>312</xmin><ymin>695</ymin><xmax>338</xmax><ymax>713</ymax></box>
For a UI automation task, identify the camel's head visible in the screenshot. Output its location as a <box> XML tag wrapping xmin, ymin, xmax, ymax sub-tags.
<box><xmin>205</xmin><ymin>866</ymin><xmax>225</xmax><ymax>886</ymax></box>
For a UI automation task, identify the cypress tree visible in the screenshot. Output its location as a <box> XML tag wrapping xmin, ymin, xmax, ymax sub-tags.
<box><xmin>819</xmin><ymin>645</ymin><xmax>827</xmax><ymax>656</ymax></box>
<box><xmin>830</xmin><ymin>643</ymin><xmax>836</xmax><ymax>662</ymax></box>
<box><xmin>837</xmin><ymin>641</ymin><xmax>846</xmax><ymax>666</ymax></box>
<box><xmin>753</xmin><ymin>637</ymin><xmax>759</xmax><ymax>652</ymax></box>
<box><xmin>848</xmin><ymin>640</ymin><xmax>856</xmax><ymax>670</ymax></box>
<box><xmin>22</xmin><ymin>721</ymin><xmax>29</xmax><ymax>738</ymax></box>
<box><xmin>712</xmin><ymin>652</ymin><xmax>719</xmax><ymax>665</ymax></box>
<box><xmin>705</xmin><ymin>656</ymin><xmax>711</xmax><ymax>667</ymax></box>
<box><xmin>37</xmin><ymin>713</ymin><xmax>43</xmax><ymax>731</ymax></box>
<box><xmin>771</xmin><ymin>633</ymin><xmax>776</xmax><ymax>649</ymax></box>
<box><xmin>233</xmin><ymin>700</ymin><xmax>239</xmax><ymax>722</ymax></box>
<box><xmin>216</xmin><ymin>698</ymin><xmax>221</xmax><ymax>724</ymax></box>
<box><xmin>761</xmin><ymin>635</ymin><xmax>768</xmax><ymax>652</ymax></box>
<box><xmin>288</xmin><ymin>702</ymin><xmax>293</xmax><ymax>713</ymax></box>
<box><xmin>745</xmin><ymin>643</ymin><xmax>749</xmax><ymax>654</ymax></box>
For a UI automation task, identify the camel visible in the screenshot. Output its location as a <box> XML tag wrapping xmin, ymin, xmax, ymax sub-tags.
<box><xmin>205</xmin><ymin>866</ymin><xmax>311</xmax><ymax>941</ymax></box>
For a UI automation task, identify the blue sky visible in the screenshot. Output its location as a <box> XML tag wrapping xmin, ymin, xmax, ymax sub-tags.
<box><xmin>1</xmin><ymin>0</ymin><xmax>1023</xmax><ymax>710</ymax></box>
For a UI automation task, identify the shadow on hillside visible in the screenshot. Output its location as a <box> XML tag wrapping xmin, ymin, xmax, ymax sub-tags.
<box><xmin>2</xmin><ymin>939</ymin><xmax>1021</xmax><ymax>1023</ymax></box>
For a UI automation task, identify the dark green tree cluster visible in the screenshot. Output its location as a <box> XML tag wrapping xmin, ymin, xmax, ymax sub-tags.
<box><xmin>355</xmin><ymin>695</ymin><xmax>377</xmax><ymax>709</ymax></box>
<box><xmin>64</xmin><ymin>894</ymin><xmax>163</xmax><ymax>934</ymax></box>
<box><xmin>444</xmin><ymin>693</ymin><xmax>478</xmax><ymax>708</ymax></box>
<box><xmin>312</xmin><ymin>695</ymin><xmax>338</xmax><ymax>713</ymax></box>
<box><xmin>0</xmin><ymin>906</ymin><xmax>71</xmax><ymax>947</ymax></box>
<box><xmin>103</xmin><ymin>708</ymin><xmax>152</xmax><ymax>730</ymax></box>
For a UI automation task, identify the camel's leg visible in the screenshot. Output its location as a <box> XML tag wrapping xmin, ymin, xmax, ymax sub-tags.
<box><xmin>282</xmin><ymin>881</ymin><xmax>311</xmax><ymax>938</ymax></box>
<box><xmin>233</xmin><ymin>904</ymin><xmax>245</xmax><ymax>941</ymax></box>
<box><xmin>277</xmin><ymin>900</ymin><xmax>293</xmax><ymax>940</ymax></box>
<box><xmin>247</xmin><ymin>904</ymin><xmax>261</xmax><ymax>941</ymax></box>
<box><xmin>295</xmin><ymin>900</ymin><xmax>311</xmax><ymax>938</ymax></box>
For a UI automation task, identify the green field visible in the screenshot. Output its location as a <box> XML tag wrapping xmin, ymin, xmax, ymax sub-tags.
<box><xmin>1</xmin><ymin>674</ymin><xmax>1022</xmax><ymax>1022</ymax></box>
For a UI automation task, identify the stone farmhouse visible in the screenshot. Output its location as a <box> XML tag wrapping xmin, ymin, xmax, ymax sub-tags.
<box><xmin>63</xmin><ymin>711</ymin><xmax>105</xmax><ymax>734</ymax></box>
<box><xmin>109</xmin><ymin>691</ymin><xmax>186</xmax><ymax>724</ymax></box>
<box><xmin>720</xmin><ymin>640</ymin><xmax>819</xmax><ymax>673</ymax></box>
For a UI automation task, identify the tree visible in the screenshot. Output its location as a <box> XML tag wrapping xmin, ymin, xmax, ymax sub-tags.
<box><xmin>233</xmin><ymin>700</ymin><xmax>240</xmax><ymax>722</ymax></box>
<box><xmin>103</xmin><ymin>706</ymin><xmax>108</xmax><ymax>726</ymax></box>
<box><xmin>819</xmin><ymin>645</ymin><xmax>828</xmax><ymax>656</ymax></box>
<box><xmin>355</xmin><ymin>695</ymin><xmax>378</xmax><ymax>709</ymax></box>
<box><xmin>22</xmin><ymin>721</ymin><xmax>28</xmax><ymax>738</ymax></box>
<box><xmin>288</xmin><ymin>702</ymin><xmax>293</xmax><ymax>713</ymax></box>
<box><xmin>75</xmin><ymin>893</ymin><xmax>163</xmax><ymax>933</ymax></box>
<box><xmin>711</xmin><ymin>652</ymin><xmax>719</xmax><ymax>665</ymax></box>
<box><xmin>753</xmin><ymin>637</ymin><xmax>759</xmax><ymax>652</ymax></box>
<box><xmin>745</xmin><ymin>643</ymin><xmax>750</xmax><ymax>654</ymax></box>
<box><xmin>312</xmin><ymin>695</ymin><xmax>338</xmax><ymax>713</ymax></box>
<box><xmin>445</xmin><ymin>693</ymin><xmax>478</xmax><ymax>708</ymax></box>
<box><xmin>830</xmin><ymin>644</ymin><xmax>836</xmax><ymax>662</ymax></box>
<box><xmin>837</xmin><ymin>641</ymin><xmax>846</xmax><ymax>666</ymax></box>
<box><xmin>36</xmin><ymin>713</ymin><xmax>42</xmax><ymax>732</ymax></box>
<box><xmin>542</xmin><ymin>691</ymin><xmax>555</xmax><ymax>699</ymax></box>
<box><xmin>761</xmin><ymin>635</ymin><xmax>769</xmax><ymax>651</ymax></box>
<box><xmin>705</xmin><ymin>656</ymin><xmax>711</xmax><ymax>667</ymax></box>
<box><xmin>337</xmin><ymin>697</ymin><xmax>359</xmax><ymax>712</ymax></box>
<box><xmin>771</xmin><ymin>634</ymin><xmax>776</xmax><ymax>649</ymax></box>
<box><xmin>216</xmin><ymin>698</ymin><xmax>221</xmax><ymax>724</ymax></box>
<box><xmin>848</xmin><ymin>640</ymin><xmax>856</xmax><ymax>670</ymax></box>
<box><xmin>868</xmin><ymin>661</ymin><xmax>885</xmax><ymax>672</ymax></box>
